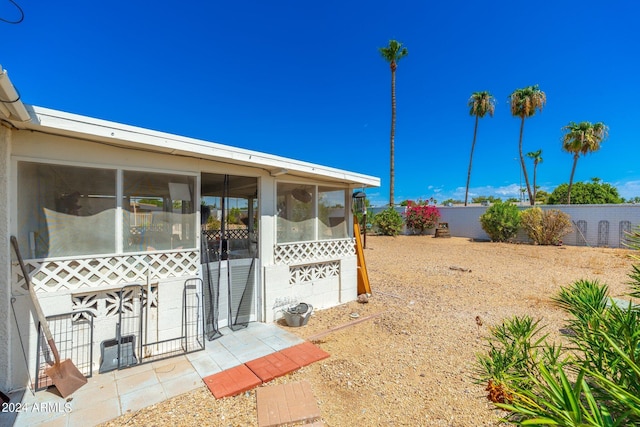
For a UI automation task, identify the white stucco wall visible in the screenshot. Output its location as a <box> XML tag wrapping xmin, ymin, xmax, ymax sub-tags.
<box><xmin>0</xmin><ymin>126</ymin><xmax>10</xmax><ymax>391</ymax></box>
<box><xmin>437</xmin><ymin>205</ymin><xmax>640</xmax><ymax>247</ymax></box>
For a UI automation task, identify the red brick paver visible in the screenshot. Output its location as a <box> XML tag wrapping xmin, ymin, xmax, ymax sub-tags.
<box><xmin>279</xmin><ymin>341</ymin><xmax>330</xmax><ymax>367</ymax></box>
<box><xmin>202</xmin><ymin>342</ymin><xmax>330</xmax><ymax>401</ymax></box>
<box><xmin>246</xmin><ymin>351</ymin><xmax>301</xmax><ymax>382</ymax></box>
<box><xmin>202</xmin><ymin>364</ymin><xmax>262</xmax><ymax>398</ymax></box>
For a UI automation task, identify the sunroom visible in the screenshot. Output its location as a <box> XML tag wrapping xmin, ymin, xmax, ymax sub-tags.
<box><xmin>1</xmin><ymin>68</ymin><xmax>379</xmax><ymax>392</ymax></box>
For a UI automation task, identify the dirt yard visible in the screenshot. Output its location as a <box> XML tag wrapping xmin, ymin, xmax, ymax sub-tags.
<box><xmin>101</xmin><ymin>235</ymin><xmax>637</xmax><ymax>426</ymax></box>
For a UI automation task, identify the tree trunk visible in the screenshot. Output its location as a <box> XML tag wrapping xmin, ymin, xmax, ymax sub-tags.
<box><xmin>389</xmin><ymin>66</ymin><xmax>396</xmax><ymax>206</ymax></box>
<box><xmin>532</xmin><ymin>161</ymin><xmax>537</xmax><ymax>205</ymax></box>
<box><xmin>465</xmin><ymin>115</ymin><xmax>479</xmax><ymax>206</ymax></box>
<box><xmin>567</xmin><ymin>154</ymin><xmax>579</xmax><ymax>205</ymax></box>
<box><xmin>518</xmin><ymin>116</ymin><xmax>534</xmax><ymax>205</ymax></box>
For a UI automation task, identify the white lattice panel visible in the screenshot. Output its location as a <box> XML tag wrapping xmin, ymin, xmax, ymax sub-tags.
<box><xmin>12</xmin><ymin>250</ymin><xmax>199</xmax><ymax>293</ymax></box>
<box><xmin>289</xmin><ymin>261</ymin><xmax>340</xmax><ymax>285</ymax></box>
<box><xmin>274</xmin><ymin>239</ymin><xmax>355</xmax><ymax>265</ymax></box>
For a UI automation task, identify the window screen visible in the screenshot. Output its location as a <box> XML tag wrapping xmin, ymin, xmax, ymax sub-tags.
<box><xmin>17</xmin><ymin>162</ymin><xmax>117</xmax><ymax>258</ymax></box>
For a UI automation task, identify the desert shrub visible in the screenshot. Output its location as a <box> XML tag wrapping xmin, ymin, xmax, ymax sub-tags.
<box><xmin>520</xmin><ymin>207</ymin><xmax>572</xmax><ymax>245</ymax></box>
<box><xmin>372</xmin><ymin>207</ymin><xmax>403</xmax><ymax>236</ymax></box>
<box><xmin>475</xmin><ymin>278</ymin><xmax>640</xmax><ymax>425</ymax></box>
<box><xmin>206</xmin><ymin>215</ymin><xmax>221</xmax><ymax>230</ymax></box>
<box><xmin>404</xmin><ymin>200</ymin><xmax>440</xmax><ymax>234</ymax></box>
<box><xmin>479</xmin><ymin>201</ymin><xmax>521</xmax><ymax>242</ymax></box>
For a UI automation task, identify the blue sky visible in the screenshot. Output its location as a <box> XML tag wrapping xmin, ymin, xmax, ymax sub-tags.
<box><xmin>2</xmin><ymin>0</ymin><xmax>639</xmax><ymax>206</ymax></box>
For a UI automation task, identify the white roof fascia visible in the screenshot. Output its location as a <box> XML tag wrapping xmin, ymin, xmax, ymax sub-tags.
<box><xmin>22</xmin><ymin>105</ymin><xmax>380</xmax><ymax>188</ymax></box>
<box><xmin>0</xmin><ymin>66</ymin><xmax>31</xmax><ymax>122</ymax></box>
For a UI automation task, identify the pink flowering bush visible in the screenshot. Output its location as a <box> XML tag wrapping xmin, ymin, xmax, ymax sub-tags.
<box><xmin>404</xmin><ymin>200</ymin><xmax>441</xmax><ymax>234</ymax></box>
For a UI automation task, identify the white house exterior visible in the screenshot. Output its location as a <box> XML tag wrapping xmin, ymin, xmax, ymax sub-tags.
<box><xmin>0</xmin><ymin>67</ymin><xmax>379</xmax><ymax>392</ymax></box>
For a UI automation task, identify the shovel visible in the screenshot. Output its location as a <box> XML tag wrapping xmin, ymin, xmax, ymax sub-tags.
<box><xmin>10</xmin><ymin>236</ymin><xmax>87</xmax><ymax>398</ymax></box>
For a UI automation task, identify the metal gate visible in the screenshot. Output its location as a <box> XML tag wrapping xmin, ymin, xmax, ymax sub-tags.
<box><xmin>98</xmin><ymin>281</ymin><xmax>204</xmax><ymax>373</ymax></box>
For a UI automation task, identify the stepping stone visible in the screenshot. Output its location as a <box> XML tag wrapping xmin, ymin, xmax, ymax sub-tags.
<box><xmin>279</xmin><ymin>342</ymin><xmax>330</xmax><ymax>367</ymax></box>
<box><xmin>256</xmin><ymin>380</ymin><xmax>322</xmax><ymax>427</ymax></box>
<box><xmin>246</xmin><ymin>351</ymin><xmax>301</xmax><ymax>382</ymax></box>
<box><xmin>202</xmin><ymin>364</ymin><xmax>262</xmax><ymax>398</ymax></box>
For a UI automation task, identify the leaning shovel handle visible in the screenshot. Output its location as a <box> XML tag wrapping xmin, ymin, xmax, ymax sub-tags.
<box><xmin>10</xmin><ymin>236</ymin><xmax>59</xmax><ymax>364</ymax></box>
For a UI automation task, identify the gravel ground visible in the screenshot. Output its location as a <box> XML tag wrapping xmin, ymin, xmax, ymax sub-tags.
<box><xmin>100</xmin><ymin>235</ymin><xmax>637</xmax><ymax>427</ymax></box>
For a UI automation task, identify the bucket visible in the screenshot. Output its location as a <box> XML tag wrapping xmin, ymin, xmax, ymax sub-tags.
<box><xmin>283</xmin><ymin>303</ymin><xmax>313</xmax><ymax>327</ymax></box>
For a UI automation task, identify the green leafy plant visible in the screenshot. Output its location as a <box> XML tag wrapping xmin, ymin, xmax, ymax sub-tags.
<box><xmin>479</xmin><ymin>201</ymin><xmax>521</xmax><ymax>242</ymax></box>
<box><xmin>623</xmin><ymin>225</ymin><xmax>640</xmax><ymax>298</ymax></box>
<box><xmin>474</xmin><ymin>315</ymin><xmax>549</xmax><ymax>404</ymax></box>
<box><xmin>403</xmin><ymin>199</ymin><xmax>441</xmax><ymax>234</ymax></box>
<box><xmin>206</xmin><ymin>215</ymin><xmax>221</xmax><ymax>230</ymax></box>
<box><xmin>476</xmin><ymin>276</ymin><xmax>640</xmax><ymax>426</ymax></box>
<box><xmin>372</xmin><ymin>207</ymin><xmax>403</xmax><ymax>236</ymax></box>
<box><xmin>520</xmin><ymin>207</ymin><xmax>572</xmax><ymax>245</ymax></box>
<box><xmin>498</xmin><ymin>365</ymin><xmax>620</xmax><ymax>426</ymax></box>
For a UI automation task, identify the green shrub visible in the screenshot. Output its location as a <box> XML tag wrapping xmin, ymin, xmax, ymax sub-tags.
<box><xmin>479</xmin><ymin>201</ymin><xmax>521</xmax><ymax>242</ymax></box>
<box><xmin>206</xmin><ymin>215</ymin><xmax>221</xmax><ymax>230</ymax></box>
<box><xmin>520</xmin><ymin>207</ymin><xmax>572</xmax><ymax>245</ymax></box>
<box><xmin>372</xmin><ymin>207</ymin><xmax>403</xmax><ymax>236</ymax></box>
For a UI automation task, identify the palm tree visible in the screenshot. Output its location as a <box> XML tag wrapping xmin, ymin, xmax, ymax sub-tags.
<box><xmin>526</xmin><ymin>149</ymin><xmax>543</xmax><ymax>205</ymax></box>
<box><xmin>561</xmin><ymin>121</ymin><xmax>609</xmax><ymax>204</ymax></box>
<box><xmin>465</xmin><ymin>91</ymin><xmax>495</xmax><ymax>206</ymax></box>
<box><xmin>509</xmin><ymin>85</ymin><xmax>546</xmax><ymax>206</ymax></box>
<box><xmin>379</xmin><ymin>40</ymin><xmax>408</xmax><ymax>206</ymax></box>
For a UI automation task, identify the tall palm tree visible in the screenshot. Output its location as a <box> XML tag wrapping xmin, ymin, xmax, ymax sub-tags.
<box><xmin>561</xmin><ymin>121</ymin><xmax>609</xmax><ymax>204</ymax></box>
<box><xmin>509</xmin><ymin>85</ymin><xmax>546</xmax><ymax>206</ymax></box>
<box><xmin>465</xmin><ymin>91</ymin><xmax>495</xmax><ymax>206</ymax></box>
<box><xmin>379</xmin><ymin>40</ymin><xmax>408</xmax><ymax>206</ymax></box>
<box><xmin>526</xmin><ymin>149</ymin><xmax>543</xmax><ymax>204</ymax></box>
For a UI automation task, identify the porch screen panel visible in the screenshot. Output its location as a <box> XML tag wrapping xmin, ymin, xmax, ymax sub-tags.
<box><xmin>318</xmin><ymin>187</ymin><xmax>347</xmax><ymax>240</ymax></box>
<box><xmin>123</xmin><ymin>171</ymin><xmax>196</xmax><ymax>252</ymax></box>
<box><xmin>277</xmin><ymin>183</ymin><xmax>316</xmax><ymax>243</ymax></box>
<box><xmin>17</xmin><ymin>162</ymin><xmax>117</xmax><ymax>258</ymax></box>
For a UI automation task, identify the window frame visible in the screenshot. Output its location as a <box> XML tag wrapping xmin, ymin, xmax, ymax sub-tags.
<box><xmin>276</xmin><ymin>181</ymin><xmax>350</xmax><ymax>244</ymax></box>
<box><xmin>13</xmin><ymin>157</ymin><xmax>199</xmax><ymax>260</ymax></box>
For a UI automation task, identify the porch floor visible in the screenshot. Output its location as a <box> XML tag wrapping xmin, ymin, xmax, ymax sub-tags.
<box><xmin>1</xmin><ymin>322</ymin><xmax>308</xmax><ymax>427</ymax></box>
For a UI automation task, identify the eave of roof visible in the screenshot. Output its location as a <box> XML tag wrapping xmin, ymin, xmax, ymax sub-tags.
<box><xmin>18</xmin><ymin>105</ymin><xmax>380</xmax><ymax>188</ymax></box>
<box><xmin>0</xmin><ymin>66</ymin><xmax>30</xmax><ymax>122</ymax></box>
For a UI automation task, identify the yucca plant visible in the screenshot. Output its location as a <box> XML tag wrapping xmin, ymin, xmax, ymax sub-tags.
<box><xmin>623</xmin><ymin>225</ymin><xmax>640</xmax><ymax>298</ymax></box>
<box><xmin>474</xmin><ymin>315</ymin><xmax>547</xmax><ymax>403</ymax></box>
<box><xmin>476</xmin><ymin>278</ymin><xmax>640</xmax><ymax>426</ymax></box>
<box><xmin>498</xmin><ymin>365</ymin><xmax>621</xmax><ymax>426</ymax></box>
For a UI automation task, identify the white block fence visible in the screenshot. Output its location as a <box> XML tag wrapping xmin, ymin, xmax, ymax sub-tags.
<box><xmin>371</xmin><ymin>205</ymin><xmax>640</xmax><ymax>248</ymax></box>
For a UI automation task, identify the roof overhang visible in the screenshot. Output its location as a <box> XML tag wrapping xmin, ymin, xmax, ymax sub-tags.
<box><xmin>0</xmin><ymin>66</ymin><xmax>30</xmax><ymax>122</ymax></box>
<box><xmin>19</xmin><ymin>105</ymin><xmax>380</xmax><ymax>188</ymax></box>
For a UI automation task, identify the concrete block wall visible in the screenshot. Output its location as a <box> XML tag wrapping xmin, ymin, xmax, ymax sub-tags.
<box><xmin>263</xmin><ymin>257</ymin><xmax>358</xmax><ymax>323</ymax></box>
<box><xmin>437</xmin><ymin>204</ymin><xmax>640</xmax><ymax>248</ymax></box>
